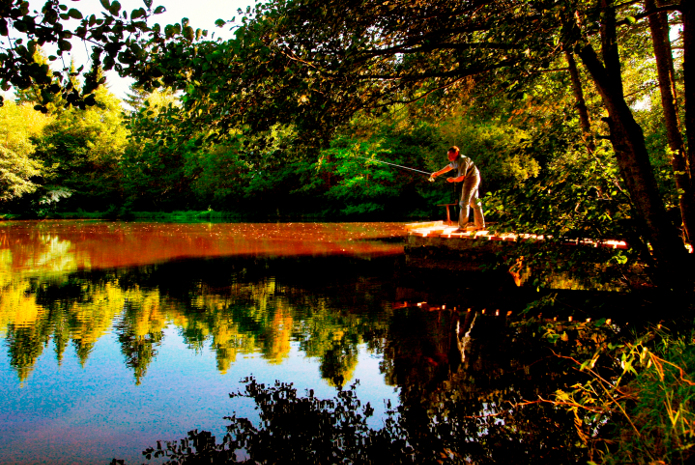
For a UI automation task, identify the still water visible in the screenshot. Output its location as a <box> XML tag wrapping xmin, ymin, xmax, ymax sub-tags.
<box><xmin>0</xmin><ymin>221</ymin><xmax>413</xmax><ymax>464</ymax></box>
<box><xmin>1</xmin><ymin>220</ymin><xmax>593</xmax><ymax>464</ymax></box>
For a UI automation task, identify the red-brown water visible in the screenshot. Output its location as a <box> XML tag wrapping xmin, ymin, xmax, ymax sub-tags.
<box><xmin>0</xmin><ymin>220</ymin><xmax>407</xmax><ymax>274</ymax></box>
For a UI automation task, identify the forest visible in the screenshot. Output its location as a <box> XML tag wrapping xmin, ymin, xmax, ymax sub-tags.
<box><xmin>2</xmin><ymin>0</ymin><xmax>695</xmax><ymax>462</ymax></box>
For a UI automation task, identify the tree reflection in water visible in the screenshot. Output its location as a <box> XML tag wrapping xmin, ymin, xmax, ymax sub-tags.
<box><xmin>131</xmin><ymin>367</ymin><xmax>582</xmax><ymax>464</ymax></box>
<box><xmin>114</xmin><ymin>298</ymin><xmax>165</xmax><ymax>385</ymax></box>
<box><xmin>121</xmin><ymin>307</ymin><xmax>609</xmax><ymax>464</ymax></box>
<box><xmin>2</xmin><ymin>255</ymin><xmax>398</xmax><ymax>386</ymax></box>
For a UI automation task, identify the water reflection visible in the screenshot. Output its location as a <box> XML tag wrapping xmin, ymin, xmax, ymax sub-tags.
<box><xmin>0</xmin><ymin>220</ymin><xmax>410</xmax><ymax>464</ymax></box>
<box><xmin>3</xmin><ymin>257</ymin><xmax>400</xmax><ymax>387</ymax></box>
<box><xmin>124</xmin><ymin>308</ymin><xmax>602</xmax><ymax>464</ymax></box>
<box><xmin>1</xmin><ymin>220</ymin><xmax>610</xmax><ymax>464</ymax></box>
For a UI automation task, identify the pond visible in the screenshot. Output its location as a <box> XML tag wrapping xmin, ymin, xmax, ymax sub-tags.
<box><xmin>0</xmin><ymin>220</ymin><xmax>611</xmax><ymax>464</ymax></box>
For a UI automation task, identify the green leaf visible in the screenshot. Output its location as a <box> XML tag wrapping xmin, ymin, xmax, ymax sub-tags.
<box><xmin>68</xmin><ymin>8</ymin><xmax>83</xmax><ymax>19</ymax></box>
<box><xmin>110</xmin><ymin>1</ymin><xmax>122</xmax><ymax>15</ymax></box>
<box><xmin>154</xmin><ymin>6</ymin><xmax>166</xmax><ymax>14</ymax></box>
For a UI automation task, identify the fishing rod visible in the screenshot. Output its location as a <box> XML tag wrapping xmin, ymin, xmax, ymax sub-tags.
<box><xmin>355</xmin><ymin>156</ymin><xmax>436</xmax><ymax>181</ymax></box>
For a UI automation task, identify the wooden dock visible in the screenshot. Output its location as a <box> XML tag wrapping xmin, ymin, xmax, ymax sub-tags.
<box><xmin>405</xmin><ymin>221</ymin><xmax>628</xmax><ymax>250</ymax></box>
<box><xmin>403</xmin><ymin>221</ymin><xmax>636</xmax><ymax>290</ymax></box>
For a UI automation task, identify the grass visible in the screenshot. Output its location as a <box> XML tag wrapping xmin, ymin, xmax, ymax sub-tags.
<box><xmin>129</xmin><ymin>210</ymin><xmax>244</xmax><ymax>221</ymax></box>
<box><xmin>548</xmin><ymin>323</ymin><xmax>695</xmax><ymax>464</ymax></box>
<box><xmin>1</xmin><ymin>208</ymin><xmax>423</xmax><ymax>222</ymax></box>
<box><xmin>1</xmin><ymin>209</ymin><xmax>248</xmax><ymax>222</ymax></box>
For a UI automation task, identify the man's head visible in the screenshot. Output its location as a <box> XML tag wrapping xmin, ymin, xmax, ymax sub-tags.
<box><xmin>447</xmin><ymin>146</ymin><xmax>460</xmax><ymax>162</ymax></box>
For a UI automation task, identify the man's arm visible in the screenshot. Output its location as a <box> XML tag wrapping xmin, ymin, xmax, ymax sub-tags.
<box><xmin>430</xmin><ymin>165</ymin><xmax>454</xmax><ymax>179</ymax></box>
<box><xmin>431</xmin><ymin>166</ymin><xmax>465</xmax><ymax>183</ymax></box>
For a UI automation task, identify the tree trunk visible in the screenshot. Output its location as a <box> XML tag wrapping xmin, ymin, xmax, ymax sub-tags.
<box><xmin>565</xmin><ymin>50</ymin><xmax>595</xmax><ymax>153</ymax></box>
<box><xmin>573</xmin><ymin>0</ymin><xmax>689</xmax><ymax>289</ymax></box>
<box><xmin>682</xmin><ymin>0</ymin><xmax>695</xmax><ymax>195</ymax></box>
<box><xmin>647</xmin><ymin>0</ymin><xmax>694</xmax><ymax>243</ymax></box>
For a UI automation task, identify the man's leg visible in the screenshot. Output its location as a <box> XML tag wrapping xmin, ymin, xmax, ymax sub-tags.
<box><xmin>470</xmin><ymin>188</ymin><xmax>485</xmax><ymax>230</ymax></box>
<box><xmin>458</xmin><ymin>175</ymin><xmax>480</xmax><ymax>229</ymax></box>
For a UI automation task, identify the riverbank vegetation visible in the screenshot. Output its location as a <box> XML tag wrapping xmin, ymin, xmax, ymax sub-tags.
<box><xmin>2</xmin><ymin>0</ymin><xmax>695</xmax><ymax>462</ymax></box>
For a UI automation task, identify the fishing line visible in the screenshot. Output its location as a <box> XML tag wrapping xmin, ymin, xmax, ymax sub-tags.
<box><xmin>353</xmin><ymin>156</ymin><xmax>435</xmax><ymax>181</ymax></box>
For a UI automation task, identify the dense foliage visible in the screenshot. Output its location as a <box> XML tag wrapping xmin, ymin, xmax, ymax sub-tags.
<box><xmin>0</xmin><ymin>0</ymin><xmax>172</xmax><ymax>110</ymax></box>
<box><xmin>0</xmin><ymin>99</ymin><xmax>48</xmax><ymax>201</ymax></box>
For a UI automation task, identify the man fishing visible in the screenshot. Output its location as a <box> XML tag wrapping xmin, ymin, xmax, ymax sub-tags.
<box><xmin>430</xmin><ymin>146</ymin><xmax>485</xmax><ymax>232</ymax></box>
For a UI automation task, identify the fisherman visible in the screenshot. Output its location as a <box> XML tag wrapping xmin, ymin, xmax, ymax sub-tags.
<box><xmin>430</xmin><ymin>146</ymin><xmax>485</xmax><ymax>232</ymax></box>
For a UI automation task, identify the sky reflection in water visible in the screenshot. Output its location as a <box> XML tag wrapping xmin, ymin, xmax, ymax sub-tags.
<box><xmin>0</xmin><ymin>221</ymin><xmax>407</xmax><ymax>464</ymax></box>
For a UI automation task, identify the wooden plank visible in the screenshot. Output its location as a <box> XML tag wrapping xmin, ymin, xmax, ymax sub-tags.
<box><xmin>404</xmin><ymin>221</ymin><xmax>444</xmax><ymax>230</ymax></box>
<box><xmin>406</xmin><ymin>225</ymin><xmax>629</xmax><ymax>250</ymax></box>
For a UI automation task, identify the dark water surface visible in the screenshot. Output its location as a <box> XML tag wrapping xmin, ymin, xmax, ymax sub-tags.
<box><xmin>1</xmin><ymin>220</ymin><xmax>592</xmax><ymax>464</ymax></box>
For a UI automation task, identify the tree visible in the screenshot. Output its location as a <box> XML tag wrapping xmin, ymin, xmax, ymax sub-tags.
<box><xmin>645</xmin><ymin>0</ymin><xmax>693</xmax><ymax>243</ymax></box>
<box><xmin>127</xmin><ymin>0</ymin><xmax>692</xmax><ymax>289</ymax></box>
<box><xmin>129</xmin><ymin>0</ymin><xmax>560</xmax><ymax>148</ymax></box>
<box><xmin>561</xmin><ymin>0</ymin><xmax>689</xmax><ymax>288</ymax></box>
<box><xmin>0</xmin><ymin>99</ymin><xmax>49</xmax><ymax>201</ymax></box>
<box><xmin>12</xmin><ymin>47</ymin><xmax>72</xmax><ymax>113</ymax></box>
<box><xmin>120</xmin><ymin>89</ymin><xmax>190</xmax><ymax>210</ymax></box>
<box><xmin>1</xmin><ymin>0</ymin><xmax>172</xmax><ymax>110</ymax></box>
<box><xmin>32</xmin><ymin>81</ymin><xmax>129</xmax><ymax>210</ymax></box>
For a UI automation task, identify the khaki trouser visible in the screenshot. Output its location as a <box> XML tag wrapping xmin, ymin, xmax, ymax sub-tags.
<box><xmin>459</xmin><ymin>172</ymin><xmax>485</xmax><ymax>229</ymax></box>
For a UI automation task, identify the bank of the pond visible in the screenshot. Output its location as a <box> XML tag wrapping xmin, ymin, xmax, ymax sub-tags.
<box><xmin>0</xmin><ymin>209</ymin><xmax>432</xmax><ymax>223</ymax></box>
<box><xmin>1</xmin><ymin>209</ymin><xmax>252</xmax><ymax>222</ymax></box>
<box><xmin>402</xmin><ymin>221</ymin><xmax>660</xmax><ymax>295</ymax></box>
